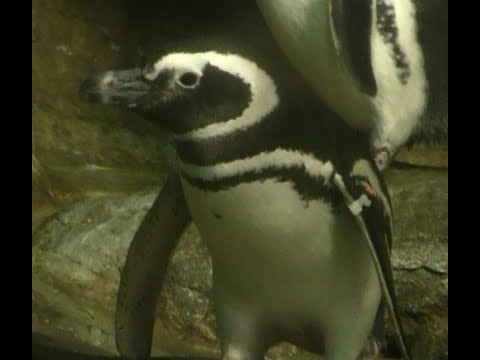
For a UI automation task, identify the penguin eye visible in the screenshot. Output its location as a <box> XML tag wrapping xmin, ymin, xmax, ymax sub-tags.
<box><xmin>178</xmin><ymin>72</ymin><xmax>200</xmax><ymax>88</ymax></box>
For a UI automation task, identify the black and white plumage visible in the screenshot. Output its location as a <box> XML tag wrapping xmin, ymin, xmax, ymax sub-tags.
<box><xmin>79</xmin><ymin>47</ymin><xmax>411</xmax><ymax>360</ymax></box>
<box><xmin>256</xmin><ymin>0</ymin><xmax>448</xmax><ymax>170</ymax></box>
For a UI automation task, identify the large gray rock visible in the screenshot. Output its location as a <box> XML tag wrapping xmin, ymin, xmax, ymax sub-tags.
<box><xmin>32</xmin><ymin>187</ymin><xmax>219</xmax><ymax>357</ymax></box>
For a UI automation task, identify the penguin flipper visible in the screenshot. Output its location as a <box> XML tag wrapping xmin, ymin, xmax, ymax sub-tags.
<box><xmin>332</xmin><ymin>172</ymin><xmax>411</xmax><ymax>360</ymax></box>
<box><xmin>371</xmin><ymin>298</ymin><xmax>387</xmax><ymax>349</ymax></box>
<box><xmin>329</xmin><ymin>0</ymin><xmax>377</xmax><ymax>96</ymax></box>
<box><xmin>115</xmin><ymin>174</ymin><xmax>192</xmax><ymax>358</ymax></box>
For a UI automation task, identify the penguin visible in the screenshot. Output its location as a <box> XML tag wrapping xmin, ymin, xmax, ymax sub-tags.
<box><xmin>76</xmin><ymin>42</ymin><xmax>412</xmax><ymax>360</ymax></box>
<box><xmin>255</xmin><ymin>0</ymin><xmax>448</xmax><ymax>170</ymax></box>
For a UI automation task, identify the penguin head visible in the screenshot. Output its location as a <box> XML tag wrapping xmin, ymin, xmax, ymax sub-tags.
<box><xmin>79</xmin><ymin>52</ymin><xmax>277</xmax><ymax>135</ymax></box>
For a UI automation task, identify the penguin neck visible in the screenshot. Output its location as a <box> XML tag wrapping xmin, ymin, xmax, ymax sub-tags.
<box><xmin>256</xmin><ymin>0</ymin><xmax>374</xmax><ymax>131</ymax></box>
<box><xmin>171</xmin><ymin>97</ymin><xmax>283</xmax><ymax>169</ymax></box>
<box><xmin>170</xmin><ymin>90</ymin><xmax>362</xmax><ymax>196</ymax></box>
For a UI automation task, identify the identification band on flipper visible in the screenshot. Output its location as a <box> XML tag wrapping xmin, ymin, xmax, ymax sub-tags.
<box><xmin>331</xmin><ymin>171</ymin><xmax>412</xmax><ymax>360</ymax></box>
<box><xmin>348</xmin><ymin>194</ymin><xmax>372</xmax><ymax>215</ymax></box>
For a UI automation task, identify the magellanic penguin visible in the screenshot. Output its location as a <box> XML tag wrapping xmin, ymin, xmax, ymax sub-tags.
<box><xmin>77</xmin><ymin>47</ymin><xmax>411</xmax><ymax>360</ymax></box>
<box><xmin>256</xmin><ymin>0</ymin><xmax>448</xmax><ymax>170</ymax></box>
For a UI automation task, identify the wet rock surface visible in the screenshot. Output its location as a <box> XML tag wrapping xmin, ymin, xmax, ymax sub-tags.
<box><xmin>385</xmin><ymin>168</ymin><xmax>448</xmax><ymax>360</ymax></box>
<box><xmin>32</xmin><ymin>0</ymin><xmax>187</xmax><ymax>230</ymax></box>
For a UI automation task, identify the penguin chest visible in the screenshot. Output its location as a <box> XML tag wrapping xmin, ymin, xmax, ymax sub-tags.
<box><xmin>181</xmin><ymin>177</ymin><xmax>336</xmax><ymax>264</ymax></box>
<box><xmin>179</xmin><ymin>177</ymin><xmax>378</xmax><ymax>321</ymax></box>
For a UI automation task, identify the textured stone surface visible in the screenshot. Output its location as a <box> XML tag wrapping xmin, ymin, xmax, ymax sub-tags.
<box><xmin>395</xmin><ymin>144</ymin><xmax>448</xmax><ymax>168</ymax></box>
<box><xmin>384</xmin><ymin>167</ymin><xmax>448</xmax><ymax>360</ymax></box>
<box><xmin>32</xmin><ymin>0</ymin><xmax>172</xmax><ymax>230</ymax></box>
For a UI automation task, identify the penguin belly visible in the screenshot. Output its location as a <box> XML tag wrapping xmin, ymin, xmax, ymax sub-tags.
<box><xmin>180</xmin><ymin>177</ymin><xmax>382</xmax><ymax>356</ymax></box>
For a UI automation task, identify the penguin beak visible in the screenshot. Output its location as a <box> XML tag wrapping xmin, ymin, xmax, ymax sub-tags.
<box><xmin>78</xmin><ymin>68</ymin><xmax>151</xmax><ymax>108</ymax></box>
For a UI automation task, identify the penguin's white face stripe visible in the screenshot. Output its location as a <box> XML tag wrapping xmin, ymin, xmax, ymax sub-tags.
<box><xmin>144</xmin><ymin>53</ymin><xmax>209</xmax><ymax>82</ymax></box>
<box><xmin>178</xmin><ymin>147</ymin><xmax>334</xmax><ymax>184</ymax></box>
<box><xmin>177</xmin><ymin>52</ymin><xmax>279</xmax><ymax>141</ymax></box>
<box><xmin>147</xmin><ymin>51</ymin><xmax>279</xmax><ymax>141</ymax></box>
<box><xmin>370</xmin><ymin>0</ymin><xmax>427</xmax><ymax>150</ymax></box>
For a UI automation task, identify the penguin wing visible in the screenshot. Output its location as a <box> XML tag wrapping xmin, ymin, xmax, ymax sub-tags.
<box><xmin>332</xmin><ymin>170</ymin><xmax>411</xmax><ymax>360</ymax></box>
<box><xmin>115</xmin><ymin>174</ymin><xmax>192</xmax><ymax>358</ymax></box>
<box><xmin>329</xmin><ymin>0</ymin><xmax>377</xmax><ymax>96</ymax></box>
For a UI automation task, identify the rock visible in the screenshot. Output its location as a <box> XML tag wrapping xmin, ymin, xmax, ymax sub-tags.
<box><xmin>384</xmin><ymin>167</ymin><xmax>448</xmax><ymax>359</ymax></box>
<box><xmin>395</xmin><ymin>144</ymin><xmax>448</xmax><ymax>168</ymax></box>
<box><xmin>32</xmin><ymin>188</ymin><xmax>219</xmax><ymax>357</ymax></box>
<box><xmin>32</xmin><ymin>0</ymin><xmax>173</xmax><ymax>231</ymax></box>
